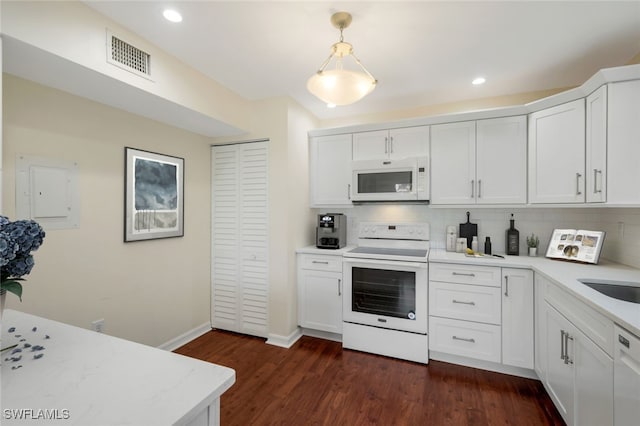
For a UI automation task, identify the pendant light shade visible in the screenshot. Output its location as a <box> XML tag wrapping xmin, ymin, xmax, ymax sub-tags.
<box><xmin>307</xmin><ymin>12</ymin><xmax>377</xmax><ymax>106</ymax></box>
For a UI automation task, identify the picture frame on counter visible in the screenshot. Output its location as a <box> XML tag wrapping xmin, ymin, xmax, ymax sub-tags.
<box><xmin>124</xmin><ymin>147</ymin><xmax>184</xmax><ymax>242</ymax></box>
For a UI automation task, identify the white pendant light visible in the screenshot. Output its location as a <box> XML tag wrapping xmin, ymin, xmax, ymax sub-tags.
<box><xmin>307</xmin><ymin>12</ymin><xmax>377</xmax><ymax>106</ymax></box>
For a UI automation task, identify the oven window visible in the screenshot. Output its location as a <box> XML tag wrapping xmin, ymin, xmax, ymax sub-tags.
<box><xmin>351</xmin><ymin>267</ymin><xmax>416</xmax><ymax>319</ymax></box>
<box><xmin>357</xmin><ymin>171</ymin><xmax>412</xmax><ymax>194</ymax></box>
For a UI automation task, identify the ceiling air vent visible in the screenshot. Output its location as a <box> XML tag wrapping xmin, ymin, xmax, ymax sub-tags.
<box><xmin>106</xmin><ymin>30</ymin><xmax>152</xmax><ymax>79</ymax></box>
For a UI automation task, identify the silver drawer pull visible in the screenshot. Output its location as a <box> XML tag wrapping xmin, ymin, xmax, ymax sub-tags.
<box><xmin>452</xmin><ymin>336</ymin><xmax>475</xmax><ymax>343</ymax></box>
<box><xmin>452</xmin><ymin>272</ymin><xmax>476</xmax><ymax>277</ymax></box>
<box><xmin>312</xmin><ymin>261</ymin><xmax>329</xmax><ymax>264</ymax></box>
<box><xmin>452</xmin><ymin>299</ymin><xmax>476</xmax><ymax>306</ymax></box>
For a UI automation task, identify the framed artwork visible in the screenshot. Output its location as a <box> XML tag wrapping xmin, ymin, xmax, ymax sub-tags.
<box><xmin>124</xmin><ymin>147</ymin><xmax>184</xmax><ymax>242</ymax></box>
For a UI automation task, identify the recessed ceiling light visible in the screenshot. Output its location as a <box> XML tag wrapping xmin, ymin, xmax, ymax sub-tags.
<box><xmin>163</xmin><ymin>9</ymin><xmax>182</xmax><ymax>23</ymax></box>
<box><xmin>327</xmin><ymin>103</ymin><xmax>337</xmax><ymax>108</ymax></box>
<box><xmin>472</xmin><ymin>77</ymin><xmax>486</xmax><ymax>86</ymax></box>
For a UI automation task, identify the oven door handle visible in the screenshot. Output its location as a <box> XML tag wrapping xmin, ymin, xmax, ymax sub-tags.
<box><xmin>342</xmin><ymin>257</ymin><xmax>428</xmax><ymax>269</ymax></box>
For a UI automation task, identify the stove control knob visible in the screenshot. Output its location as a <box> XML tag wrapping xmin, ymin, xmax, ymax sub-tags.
<box><xmin>408</xmin><ymin>311</ymin><xmax>416</xmax><ymax>320</ymax></box>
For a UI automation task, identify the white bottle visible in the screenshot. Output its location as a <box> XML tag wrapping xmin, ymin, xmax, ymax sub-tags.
<box><xmin>446</xmin><ymin>225</ymin><xmax>457</xmax><ymax>252</ymax></box>
<box><xmin>471</xmin><ymin>236</ymin><xmax>479</xmax><ymax>253</ymax></box>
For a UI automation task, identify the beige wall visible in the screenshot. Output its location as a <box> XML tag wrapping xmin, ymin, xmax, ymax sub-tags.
<box><xmin>2</xmin><ymin>75</ymin><xmax>213</xmax><ymax>347</ymax></box>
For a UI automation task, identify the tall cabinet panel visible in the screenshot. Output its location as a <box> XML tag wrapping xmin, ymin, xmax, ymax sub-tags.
<box><xmin>528</xmin><ymin>99</ymin><xmax>586</xmax><ymax>203</ymax></box>
<box><xmin>211</xmin><ymin>142</ymin><xmax>269</xmax><ymax>338</ymax></box>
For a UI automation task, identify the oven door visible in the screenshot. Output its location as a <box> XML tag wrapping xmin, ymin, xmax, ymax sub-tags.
<box><xmin>343</xmin><ymin>257</ymin><xmax>428</xmax><ymax>334</ymax></box>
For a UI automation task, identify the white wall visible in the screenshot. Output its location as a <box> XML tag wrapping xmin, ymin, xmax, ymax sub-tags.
<box><xmin>315</xmin><ymin>205</ymin><xmax>640</xmax><ymax>269</ymax></box>
<box><xmin>2</xmin><ymin>75</ymin><xmax>213</xmax><ymax>346</ymax></box>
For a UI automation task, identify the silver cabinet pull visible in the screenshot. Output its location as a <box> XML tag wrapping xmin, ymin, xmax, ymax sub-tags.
<box><xmin>452</xmin><ymin>272</ymin><xmax>476</xmax><ymax>277</ymax></box>
<box><xmin>564</xmin><ymin>332</ymin><xmax>574</xmax><ymax>365</ymax></box>
<box><xmin>478</xmin><ymin>179</ymin><xmax>482</xmax><ymax>198</ymax></box>
<box><xmin>593</xmin><ymin>169</ymin><xmax>602</xmax><ymax>194</ymax></box>
<box><xmin>389</xmin><ymin>136</ymin><xmax>394</xmax><ymax>154</ymax></box>
<box><xmin>312</xmin><ymin>260</ymin><xmax>329</xmax><ymax>264</ymax></box>
<box><xmin>384</xmin><ymin>136</ymin><xmax>388</xmax><ymax>154</ymax></box>
<box><xmin>338</xmin><ymin>278</ymin><xmax>342</xmax><ymax>296</ymax></box>
<box><xmin>504</xmin><ymin>275</ymin><xmax>509</xmax><ymax>297</ymax></box>
<box><xmin>452</xmin><ymin>299</ymin><xmax>476</xmax><ymax>306</ymax></box>
<box><xmin>471</xmin><ymin>180</ymin><xmax>475</xmax><ymax>198</ymax></box>
<box><xmin>347</xmin><ymin>184</ymin><xmax>351</xmax><ymax>200</ymax></box>
<box><xmin>576</xmin><ymin>172</ymin><xmax>582</xmax><ymax>195</ymax></box>
<box><xmin>560</xmin><ymin>330</ymin><xmax>566</xmax><ymax>361</ymax></box>
<box><xmin>452</xmin><ymin>336</ymin><xmax>475</xmax><ymax>343</ymax></box>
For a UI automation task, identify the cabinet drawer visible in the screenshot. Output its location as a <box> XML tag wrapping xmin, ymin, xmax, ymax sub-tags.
<box><xmin>429</xmin><ymin>263</ymin><xmax>501</xmax><ymax>287</ymax></box>
<box><xmin>298</xmin><ymin>254</ymin><xmax>343</xmax><ymax>272</ymax></box>
<box><xmin>429</xmin><ymin>316</ymin><xmax>502</xmax><ymax>362</ymax></box>
<box><xmin>545</xmin><ymin>279</ymin><xmax>614</xmax><ymax>356</ymax></box>
<box><xmin>429</xmin><ymin>282</ymin><xmax>501</xmax><ymax>325</ymax></box>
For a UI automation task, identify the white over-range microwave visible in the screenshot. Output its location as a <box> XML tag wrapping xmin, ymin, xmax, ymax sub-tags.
<box><xmin>351</xmin><ymin>157</ymin><xmax>429</xmax><ymax>202</ymax></box>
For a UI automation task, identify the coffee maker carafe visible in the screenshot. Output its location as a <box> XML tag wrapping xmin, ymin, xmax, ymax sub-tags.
<box><xmin>316</xmin><ymin>213</ymin><xmax>347</xmax><ymax>249</ymax></box>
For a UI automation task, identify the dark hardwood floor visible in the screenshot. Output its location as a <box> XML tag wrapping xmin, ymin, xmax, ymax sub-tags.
<box><xmin>175</xmin><ymin>330</ymin><xmax>564</xmax><ymax>425</ymax></box>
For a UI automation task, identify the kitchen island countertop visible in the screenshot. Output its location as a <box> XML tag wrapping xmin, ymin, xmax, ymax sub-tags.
<box><xmin>0</xmin><ymin>310</ymin><xmax>235</xmax><ymax>425</ymax></box>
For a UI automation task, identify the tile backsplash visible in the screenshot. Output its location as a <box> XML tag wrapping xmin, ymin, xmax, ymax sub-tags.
<box><xmin>314</xmin><ymin>205</ymin><xmax>640</xmax><ymax>269</ymax></box>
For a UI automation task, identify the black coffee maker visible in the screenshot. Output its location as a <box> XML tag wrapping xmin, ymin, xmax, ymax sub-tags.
<box><xmin>316</xmin><ymin>213</ymin><xmax>347</xmax><ymax>249</ymax></box>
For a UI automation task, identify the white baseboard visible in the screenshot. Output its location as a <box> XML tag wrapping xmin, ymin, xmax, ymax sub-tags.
<box><xmin>429</xmin><ymin>350</ymin><xmax>539</xmax><ymax>379</ymax></box>
<box><xmin>158</xmin><ymin>322</ymin><xmax>212</xmax><ymax>352</ymax></box>
<box><xmin>300</xmin><ymin>328</ymin><xmax>342</xmax><ymax>343</ymax></box>
<box><xmin>266</xmin><ymin>327</ymin><xmax>303</xmax><ymax>348</ymax></box>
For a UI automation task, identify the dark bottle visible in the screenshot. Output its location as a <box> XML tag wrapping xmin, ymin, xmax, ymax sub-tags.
<box><xmin>484</xmin><ymin>237</ymin><xmax>492</xmax><ymax>255</ymax></box>
<box><xmin>506</xmin><ymin>214</ymin><xmax>520</xmax><ymax>255</ymax></box>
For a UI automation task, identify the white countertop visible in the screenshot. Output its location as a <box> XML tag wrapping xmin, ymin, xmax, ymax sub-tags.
<box><xmin>0</xmin><ymin>310</ymin><xmax>235</xmax><ymax>425</ymax></box>
<box><xmin>296</xmin><ymin>245</ymin><xmax>356</xmax><ymax>255</ymax></box>
<box><xmin>429</xmin><ymin>249</ymin><xmax>640</xmax><ymax>336</ymax></box>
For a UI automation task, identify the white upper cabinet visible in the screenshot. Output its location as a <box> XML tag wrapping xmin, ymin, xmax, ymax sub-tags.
<box><xmin>431</xmin><ymin>116</ymin><xmax>527</xmax><ymax>205</ymax></box>
<box><xmin>585</xmin><ymin>85</ymin><xmax>607</xmax><ymax>203</ymax></box>
<box><xmin>352</xmin><ymin>126</ymin><xmax>429</xmax><ymax>161</ymax></box>
<box><xmin>476</xmin><ymin>116</ymin><xmax>527</xmax><ymax>204</ymax></box>
<box><xmin>309</xmin><ymin>134</ymin><xmax>353</xmax><ymax>207</ymax></box>
<box><xmin>431</xmin><ymin>121</ymin><xmax>476</xmax><ymax>204</ymax></box>
<box><xmin>528</xmin><ymin>99</ymin><xmax>586</xmax><ymax>204</ymax></box>
<box><xmin>606</xmin><ymin>80</ymin><xmax>640</xmax><ymax>204</ymax></box>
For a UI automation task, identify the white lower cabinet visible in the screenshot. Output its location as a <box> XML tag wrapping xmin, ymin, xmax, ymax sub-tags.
<box><xmin>538</xmin><ymin>275</ymin><xmax>614</xmax><ymax>426</ymax></box>
<box><xmin>502</xmin><ymin>268</ymin><xmax>534</xmax><ymax>369</ymax></box>
<box><xmin>297</xmin><ymin>253</ymin><xmax>343</xmax><ymax>334</ymax></box>
<box><xmin>428</xmin><ymin>263</ymin><xmax>533</xmax><ymax>371</ymax></box>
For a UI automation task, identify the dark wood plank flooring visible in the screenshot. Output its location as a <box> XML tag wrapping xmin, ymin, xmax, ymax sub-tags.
<box><xmin>175</xmin><ymin>330</ymin><xmax>564</xmax><ymax>425</ymax></box>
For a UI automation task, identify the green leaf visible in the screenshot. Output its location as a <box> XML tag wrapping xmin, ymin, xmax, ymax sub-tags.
<box><xmin>1</xmin><ymin>280</ymin><xmax>23</xmax><ymax>301</ymax></box>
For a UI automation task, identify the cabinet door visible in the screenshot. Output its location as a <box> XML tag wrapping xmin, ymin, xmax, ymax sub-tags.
<box><xmin>431</xmin><ymin>121</ymin><xmax>476</xmax><ymax>204</ymax></box>
<box><xmin>502</xmin><ymin>268</ymin><xmax>534</xmax><ymax>369</ymax></box>
<box><xmin>545</xmin><ymin>303</ymin><xmax>575</xmax><ymax>426</ymax></box>
<box><xmin>309</xmin><ymin>134</ymin><xmax>353</xmax><ymax>207</ymax></box>
<box><xmin>476</xmin><ymin>116</ymin><xmax>527</xmax><ymax>204</ymax></box>
<box><xmin>573</xmin><ymin>327</ymin><xmax>614</xmax><ymax>426</ymax></box>
<box><xmin>297</xmin><ymin>269</ymin><xmax>343</xmax><ymax>334</ymax></box>
<box><xmin>586</xmin><ymin>85</ymin><xmax>607</xmax><ymax>203</ymax></box>
<box><xmin>529</xmin><ymin>99</ymin><xmax>586</xmax><ymax>204</ymax></box>
<box><xmin>388</xmin><ymin>126</ymin><xmax>430</xmax><ymax>160</ymax></box>
<box><xmin>607</xmin><ymin>80</ymin><xmax>640</xmax><ymax>204</ymax></box>
<box><xmin>352</xmin><ymin>130</ymin><xmax>389</xmax><ymax>161</ymax></box>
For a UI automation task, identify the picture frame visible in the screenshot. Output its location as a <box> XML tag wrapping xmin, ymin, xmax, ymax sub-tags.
<box><xmin>124</xmin><ymin>147</ymin><xmax>184</xmax><ymax>242</ymax></box>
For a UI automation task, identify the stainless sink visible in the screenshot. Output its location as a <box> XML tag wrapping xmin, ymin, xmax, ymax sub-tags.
<box><xmin>578</xmin><ymin>279</ymin><xmax>640</xmax><ymax>303</ymax></box>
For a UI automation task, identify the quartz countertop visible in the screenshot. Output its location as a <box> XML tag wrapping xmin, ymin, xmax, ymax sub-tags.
<box><xmin>429</xmin><ymin>249</ymin><xmax>640</xmax><ymax>336</ymax></box>
<box><xmin>296</xmin><ymin>245</ymin><xmax>356</xmax><ymax>255</ymax></box>
<box><xmin>0</xmin><ymin>310</ymin><xmax>235</xmax><ymax>425</ymax></box>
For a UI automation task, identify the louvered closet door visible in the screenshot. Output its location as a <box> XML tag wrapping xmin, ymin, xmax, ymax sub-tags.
<box><xmin>211</xmin><ymin>141</ymin><xmax>269</xmax><ymax>337</ymax></box>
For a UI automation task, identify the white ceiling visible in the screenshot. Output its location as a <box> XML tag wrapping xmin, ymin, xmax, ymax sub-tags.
<box><xmin>80</xmin><ymin>1</ymin><xmax>640</xmax><ymax>121</ymax></box>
